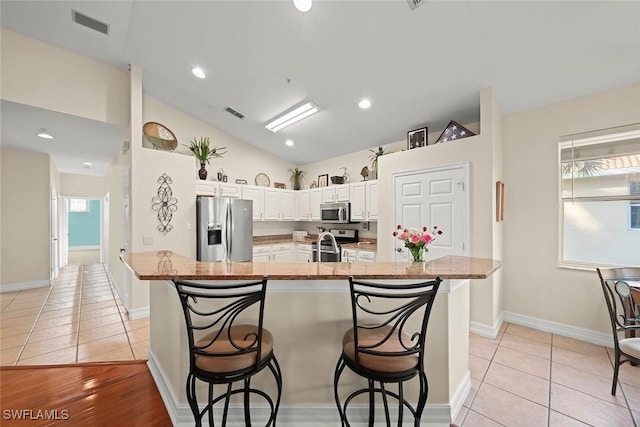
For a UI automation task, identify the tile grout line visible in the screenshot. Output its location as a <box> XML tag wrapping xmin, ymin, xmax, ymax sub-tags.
<box><xmin>102</xmin><ymin>263</ymin><xmax>136</xmax><ymax>359</ymax></box>
<box><xmin>463</xmin><ymin>326</ymin><xmax>509</xmax><ymax>426</ymax></box>
<box><xmin>74</xmin><ymin>264</ymin><xmax>84</xmax><ymax>363</ymax></box>
<box><xmin>13</xmin><ymin>278</ymin><xmax>57</xmax><ymax>365</ymax></box>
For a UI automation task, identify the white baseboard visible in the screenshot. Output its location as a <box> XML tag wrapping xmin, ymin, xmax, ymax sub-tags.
<box><xmin>502</xmin><ymin>311</ymin><xmax>613</xmax><ymax>348</ymax></box>
<box><xmin>470</xmin><ymin>311</ymin><xmax>504</xmax><ymax>339</ymax></box>
<box><xmin>106</xmin><ymin>270</ymin><xmax>125</xmax><ymax>303</ymax></box>
<box><xmin>148</xmin><ymin>350</ymin><xmax>458</xmax><ymax>426</ymax></box>
<box><xmin>69</xmin><ymin>245</ymin><xmax>100</xmax><ymax>251</ymax></box>
<box><xmin>0</xmin><ymin>279</ymin><xmax>51</xmax><ymax>293</ymax></box>
<box><xmin>128</xmin><ymin>305</ymin><xmax>149</xmax><ymax>320</ymax></box>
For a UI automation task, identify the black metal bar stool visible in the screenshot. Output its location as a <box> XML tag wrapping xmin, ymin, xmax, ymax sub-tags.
<box><xmin>173</xmin><ymin>277</ymin><xmax>282</xmax><ymax>426</ymax></box>
<box><xmin>333</xmin><ymin>276</ymin><xmax>441</xmax><ymax>427</ymax></box>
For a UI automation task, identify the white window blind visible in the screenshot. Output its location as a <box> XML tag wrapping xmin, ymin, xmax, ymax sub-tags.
<box><xmin>559</xmin><ymin>124</ymin><xmax>640</xmax><ymax>267</ymax></box>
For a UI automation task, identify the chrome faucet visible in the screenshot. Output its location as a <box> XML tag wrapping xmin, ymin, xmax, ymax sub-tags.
<box><xmin>317</xmin><ymin>231</ymin><xmax>339</xmax><ymax>261</ymax></box>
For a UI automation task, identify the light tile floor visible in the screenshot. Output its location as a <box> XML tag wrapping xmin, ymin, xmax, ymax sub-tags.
<box><xmin>0</xmin><ymin>263</ymin><xmax>149</xmax><ymax>366</ymax></box>
<box><xmin>456</xmin><ymin>323</ymin><xmax>640</xmax><ymax>426</ymax></box>
<box><xmin>2</xmin><ymin>264</ymin><xmax>640</xmax><ymax>426</ymax></box>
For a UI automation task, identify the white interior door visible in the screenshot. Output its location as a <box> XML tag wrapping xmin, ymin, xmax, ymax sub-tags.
<box><xmin>123</xmin><ymin>169</ymin><xmax>131</xmax><ymax>311</ymax></box>
<box><xmin>101</xmin><ymin>193</ymin><xmax>110</xmax><ymax>265</ymax></box>
<box><xmin>393</xmin><ymin>164</ymin><xmax>467</xmax><ymax>262</ymax></box>
<box><xmin>50</xmin><ymin>187</ymin><xmax>59</xmax><ymax>281</ymax></box>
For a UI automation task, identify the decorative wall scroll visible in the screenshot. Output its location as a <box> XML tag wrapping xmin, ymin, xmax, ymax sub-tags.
<box><xmin>152</xmin><ymin>174</ymin><xmax>178</xmax><ymax>234</ymax></box>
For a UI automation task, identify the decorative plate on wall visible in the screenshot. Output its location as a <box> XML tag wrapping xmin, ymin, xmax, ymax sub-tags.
<box><xmin>255</xmin><ymin>173</ymin><xmax>270</xmax><ymax>187</ymax></box>
<box><xmin>143</xmin><ymin>122</ymin><xmax>178</xmax><ymax>151</ymax></box>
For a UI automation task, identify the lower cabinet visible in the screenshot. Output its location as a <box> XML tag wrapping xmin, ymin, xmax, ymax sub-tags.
<box><xmin>342</xmin><ymin>248</ymin><xmax>376</xmax><ymax>262</ymax></box>
<box><xmin>295</xmin><ymin>243</ymin><xmax>313</xmax><ymax>262</ymax></box>
<box><xmin>252</xmin><ymin>243</ymin><xmax>295</xmax><ymax>262</ymax></box>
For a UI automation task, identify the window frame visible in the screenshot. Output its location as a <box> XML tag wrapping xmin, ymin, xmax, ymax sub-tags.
<box><xmin>558</xmin><ymin>125</ymin><xmax>640</xmax><ymax>269</ymax></box>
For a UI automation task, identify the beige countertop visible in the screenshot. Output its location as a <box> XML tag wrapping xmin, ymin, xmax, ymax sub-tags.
<box><xmin>120</xmin><ymin>251</ymin><xmax>501</xmax><ymax>281</ymax></box>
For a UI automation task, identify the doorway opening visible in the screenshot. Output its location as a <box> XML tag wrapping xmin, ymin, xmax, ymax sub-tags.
<box><xmin>62</xmin><ymin>197</ymin><xmax>104</xmax><ymax>266</ymax></box>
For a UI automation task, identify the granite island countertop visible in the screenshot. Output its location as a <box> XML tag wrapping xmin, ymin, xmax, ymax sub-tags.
<box><xmin>120</xmin><ymin>251</ymin><xmax>500</xmax><ymax>281</ymax></box>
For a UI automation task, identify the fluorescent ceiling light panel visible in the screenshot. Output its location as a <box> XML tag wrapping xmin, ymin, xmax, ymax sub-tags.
<box><xmin>265</xmin><ymin>102</ymin><xmax>319</xmax><ymax>133</ymax></box>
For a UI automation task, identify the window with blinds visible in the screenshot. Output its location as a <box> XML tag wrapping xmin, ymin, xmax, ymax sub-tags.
<box><xmin>559</xmin><ymin>124</ymin><xmax>640</xmax><ymax>267</ymax></box>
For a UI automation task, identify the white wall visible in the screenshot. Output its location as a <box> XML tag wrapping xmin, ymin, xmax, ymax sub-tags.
<box><xmin>0</xmin><ymin>149</ymin><xmax>52</xmax><ymax>287</ymax></box>
<box><xmin>0</xmin><ymin>29</ymin><xmax>129</xmax><ymax>126</ymax></box>
<box><xmin>502</xmin><ymin>83</ymin><xmax>640</xmax><ymax>334</ymax></box>
<box><xmin>142</xmin><ymin>95</ymin><xmax>296</xmax><ymax>187</ymax></box>
<box><xmin>60</xmin><ymin>173</ymin><xmax>107</xmax><ymax>198</ymax></box>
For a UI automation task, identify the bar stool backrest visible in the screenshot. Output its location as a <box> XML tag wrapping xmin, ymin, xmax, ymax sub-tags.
<box><xmin>173</xmin><ymin>278</ymin><xmax>268</xmax><ymax>374</ymax></box>
<box><xmin>348</xmin><ymin>277</ymin><xmax>441</xmax><ymax>371</ymax></box>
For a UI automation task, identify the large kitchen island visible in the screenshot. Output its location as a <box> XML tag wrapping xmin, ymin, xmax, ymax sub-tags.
<box><xmin>121</xmin><ymin>251</ymin><xmax>501</xmax><ymax>426</ymax></box>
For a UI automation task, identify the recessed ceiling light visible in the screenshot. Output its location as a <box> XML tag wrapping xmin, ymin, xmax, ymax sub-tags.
<box><xmin>192</xmin><ymin>67</ymin><xmax>206</xmax><ymax>79</ymax></box>
<box><xmin>285</xmin><ymin>140</ymin><xmax>294</xmax><ymax>147</ymax></box>
<box><xmin>293</xmin><ymin>0</ymin><xmax>312</xmax><ymax>12</ymax></box>
<box><xmin>36</xmin><ymin>130</ymin><xmax>54</xmax><ymax>139</ymax></box>
<box><xmin>83</xmin><ymin>162</ymin><xmax>93</xmax><ymax>166</ymax></box>
<box><xmin>358</xmin><ymin>99</ymin><xmax>371</xmax><ymax>109</ymax></box>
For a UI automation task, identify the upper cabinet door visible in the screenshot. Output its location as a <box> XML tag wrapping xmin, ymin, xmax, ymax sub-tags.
<box><xmin>242</xmin><ymin>185</ymin><xmax>264</xmax><ymax>221</ymax></box>
<box><xmin>263</xmin><ymin>188</ymin><xmax>281</xmax><ymax>220</ymax></box>
<box><xmin>335</xmin><ymin>185</ymin><xmax>350</xmax><ymax>202</ymax></box>
<box><xmin>220</xmin><ymin>183</ymin><xmax>241</xmax><ymax>198</ymax></box>
<box><xmin>350</xmin><ymin>183</ymin><xmax>366</xmax><ymax>221</ymax></box>
<box><xmin>309</xmin><ymin>189</ymin><xmax>322</xmax><ymax>220</ymax></box>
<box><xmin>322</xmin><ymin>187</ymin><xmax>336</xmax><ymax>203</ymax></box>
<box><xmin>366</xmin><ymin>181</ymin><xmax>379</xmax><ymax>221</ymax></box>
<box><xmin>298</xmin><ymin>190</ymin><xmax>311</xmax><ymax>221</ymax></box>
<box><xmin>281</xmin><ymin>190</ymin><xmax>295</xmax><ymax>220</ymax></box>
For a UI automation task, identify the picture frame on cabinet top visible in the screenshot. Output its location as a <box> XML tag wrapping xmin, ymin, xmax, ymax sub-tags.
<box><xmin>318</xmin><ymin>174</ymin><xmax>328</xmax><ymax>187</ymax></box>
<box><xmin>407</xmin><ymin>127</ymin><xmax>428</xmax><ymax>150</ymax></box>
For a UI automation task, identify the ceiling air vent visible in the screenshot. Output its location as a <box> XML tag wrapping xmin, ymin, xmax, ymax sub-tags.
<box><xmin>406</xmin><ymin>0</ymin><xmax>427</xmax><ymax>11</ymax></box>
<box><xmin>224</xmin><ymin>106</ymin><xmax>245</xmax><ymax>119</ymax></box>
<box><xmin>72</xmin><ymin>9</ymin><xmax>110</xmax><ymax>35</ymax></box>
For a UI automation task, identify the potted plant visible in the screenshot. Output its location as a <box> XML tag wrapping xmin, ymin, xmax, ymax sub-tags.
<box><xmin>289</xmin><ymin>167</ymin><xmax>304</xmax><ymax>190</ymax></box>
<box><xmin>187</xmin><ymin>137</ymin><xmax>227</xmax><ymax>180</ymax></box>
<box><xmin>369</xmin><ymin>146</ymin><xmax>385</xmax><ymax>179</ymax></box>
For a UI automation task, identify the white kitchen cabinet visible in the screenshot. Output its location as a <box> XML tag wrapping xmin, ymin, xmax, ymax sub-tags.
<box><xmin>350</xmin><ymin>183</ymin><xmax>366</xmax><ymax>221</ymax></box>
<box><xmin>264</xmin><ymin>189</ymin><xmax>295</xmax><ymax>221</ymax></box>
<box><xmin>342</xmin><ymin>248</ymin><xmax>357</xmax><ymax>263</ymax></box>
<box><xmin>366</xmin><ymin>181</ymin><xmax>379</xmax><ymax>221</ymax></box>
<box><xmin>272</xmin><ymin>243</ymin><xmax>294</xmax><ymax>262</ymax></box>
<box><xmin>321</xmin><ymin>185</ymin><xmax>350</xmax><ymax>203</ymax></box>
<box><xmin>242</xmin><ymin>185</ymin><xmax>264</xmax><ymax>220</ymax></box>
<box><xmin>252</xmin><ymin>245</ymin><xmax>271</xmax><ymax>262</ymax></box>
<box><xmin>196</xmin><ymin>181</ymin><xmax>219</xmax><ymax>197</ymax></box>
<box><xmin>253</xmin><ymin>243</ymin><xmax>294</xmax><ymax>262</ymax></box>
<box><xmin>357</xmin><ymin>250</ymin><xmax>376</xmax><ymax>262</ymax></box>
<box><xmin>309</xmin><ymin>188</ymin><xmax>322</xmax><ymax>221</ymax></box>
<box><xmin>281</xmin><ymin>191</ymin><xmax>295</xmax><ymax>220</ymax></box>
<box><xmin>296</xmin><ymin>243</ymin><xmax>313</xmax><ymax>262</ymax></box>
<box><xmin>219</xmin><ymin>183</ymin><xmax>241</xmax><ymax>198</ymax></box>
<box><xmin>297</xmin><ymin>190</ymin><xmax>311</xmax><ymax>221</ymax></box>
<box><xmin>348</xmin><ymin>180</ymin><xmax>377</xmax><ymax>222</ymax></box>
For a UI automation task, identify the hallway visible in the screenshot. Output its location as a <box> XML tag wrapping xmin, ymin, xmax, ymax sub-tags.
<box><xmin>0</xmin><ymin>264</ymin><xmax>148</xmax><ymax>365</ymax></box>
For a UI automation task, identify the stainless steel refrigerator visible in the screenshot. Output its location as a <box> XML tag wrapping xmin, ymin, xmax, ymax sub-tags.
<box><xmin>196</xmin><ymin>196</ymin><xmax>253</xmax><ymax>262</ymax></box>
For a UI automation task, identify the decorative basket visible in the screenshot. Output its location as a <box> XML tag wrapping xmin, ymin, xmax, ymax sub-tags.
<box><xmin>330</xmin><ymin>176</ymin><xmax>344</xmax><ymax>184</ymax></box>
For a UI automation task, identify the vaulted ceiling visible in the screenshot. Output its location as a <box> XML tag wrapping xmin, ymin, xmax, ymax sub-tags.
<box><xmin>2</xmin><ymin>1</ymin><xmax>639</xmax><ymax>175</ymax></box>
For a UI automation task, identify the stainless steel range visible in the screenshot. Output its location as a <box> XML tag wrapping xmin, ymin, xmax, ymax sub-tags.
<box><xmin>312</xmin><ymin>229</ymin><xmax>358</xmax><ymax>262</ymax></box>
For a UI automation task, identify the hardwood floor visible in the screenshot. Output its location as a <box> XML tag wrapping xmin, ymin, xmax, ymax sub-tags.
<box><xmin>0</xmin><ymin>361</ymin><xmax>171</xmax><ymax>426</ymax></box>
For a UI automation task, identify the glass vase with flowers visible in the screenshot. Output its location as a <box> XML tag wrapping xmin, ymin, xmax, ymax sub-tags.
<box><xmin>393</xmin><ymin>225</ymin><xmax>442</xmax><ymax>262</ymax></box>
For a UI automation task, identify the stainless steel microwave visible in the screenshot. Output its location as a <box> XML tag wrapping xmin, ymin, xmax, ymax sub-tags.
<box><xmin>320</xmin><ymin>202</ymin><xmax>351</xmax><ymax>223</ymax></box>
